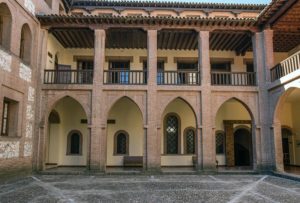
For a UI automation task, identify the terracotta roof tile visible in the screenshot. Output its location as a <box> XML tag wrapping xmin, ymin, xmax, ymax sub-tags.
<box><xmin>65</xmin><ymin>0</ymin><xmax>266</xmax><ymax>11</ymax></box>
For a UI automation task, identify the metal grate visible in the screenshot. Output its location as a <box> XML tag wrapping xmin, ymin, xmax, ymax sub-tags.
<box><xmin>117</xmin><ymin>133</ymin><xmax>127</xmax><ymax>154</ymax></box>
<box><xmin>216</xmin><ymin>132</ymin><xmax>225</xmax><ymax>154</ymax></box>
<box><xmin>166</xmin><ymin>115</ymin><xmax>179</xmax><ymax>154</ymax></box>
<box><xmin>186</xmin><ymin>129</ymin><xmax>195</xmax><ymax>154</ymax></box>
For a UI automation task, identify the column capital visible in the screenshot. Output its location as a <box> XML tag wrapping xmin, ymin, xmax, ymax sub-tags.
<box><xmin>193</xmin><ymin>28</ymin><xmax>211</xmax><ymax>33</ymax></box>
<box><xmin>143</xmin><ymin>27</ymin><xmax>161</xmax><ymax>32</ymax></box>
<box><xmin>94</xmin><ymin>29</ymin><xmax>106</xmax><ymax>35</ymax></box>
<box><xmin>146</xmin><ymin>29</ymin><xmax>158</xmax><ymax>35</ymax></box>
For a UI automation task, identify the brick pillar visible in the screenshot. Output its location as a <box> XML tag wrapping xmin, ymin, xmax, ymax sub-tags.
<box><xmin>90</xmin><ymin>29</ymin><xmax>106</xmax><ymax>171</ymax></box>
<box><xmin>146</xmin><ymin>29</ymin><xmax>160</xmax><ymax>172</ymax></box>
<box><xmin>224</xmin><ymin>123</ymin><xmax>234</xmax><ymax>166</ymax></box>
<box><xmin>35</xmin><ymin>29</ymin><xmax>48</xmax><ymax>171</ymax></box>
<box><xmin>198</xmin><ymin>31</ymin><xmax>214</xmax><ymax>171</ymax></box>
<box><xmin>252</xmin><ymin>30</ymin><xmax>274</xmax><ymax>170</ymax></box>
<box><xmin>273</xmin><ymin>122</ymin><xmax>284</xmax><ymax>172</ymax></box>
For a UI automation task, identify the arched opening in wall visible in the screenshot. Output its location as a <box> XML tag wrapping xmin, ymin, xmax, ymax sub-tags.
<box><xmin>215</xmin><ymin>98</ymin><xmax>253</xmax><ymax>170</ymax></box>
<box><xmin>276</xmin><ymin>88</ymin><xmax>300</xmax><ymax>175</ymax></box>
<box><xmin>106</xmin><ymin>97</ymin><xmax>144</xmax><ymax>170</ymax></box>
<box><xmin>20</xmin><ymin>24</ymin><xmax>32</xmax><ymax>65</ymax></box>
<box><xmin>161</xmin><ymin>98</ymin><xmax>196</xmax><ymax>168</ymax></box>
<box><xmin>46</xmin><ymin>96</ymin><xmax>88</xmax><ymax>170</ymax></box>
<box><xmin>0</xmin><ymin>3</ymin><xmax>12</xmax><ymax>51</ymax></box>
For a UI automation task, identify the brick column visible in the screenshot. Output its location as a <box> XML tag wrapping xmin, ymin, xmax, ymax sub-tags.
<box><xmin>252</xmin><ymin>30</ymin><xmax>274</xmax><ymax>171</ymax></box>
<box><xmin>198</xmin><ymin>31</ymin><xmax>215</xmax><ymax>171</ymax></box>
<box><xmin>90</xmin><ymin>29</ymin><xmax>106</xmax><ymax>171</ymax></box>
<box><xmin>224</xmin><ymin>123</ymin><xmax>234</xmax><ymax>166</ymax></box>
<box><xmin>146</xmin><ymin>29</ymin><xmax>160</xmax><ymax>171</ymax></box>
<box><xmin>35</xmin><ymin>29</ymin><xmax>48</xmax><ymax>171</ymax></box>
<box><xmin>273</xmin><ymin>122</ymin><xmax>284</xmax><ymax>172</ymax></box>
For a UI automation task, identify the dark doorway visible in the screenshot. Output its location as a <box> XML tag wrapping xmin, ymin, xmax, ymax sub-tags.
<box><xmin>282</xmin><ymin>128</ymin><xmax>292</xmax><ymax>166</ymax></box>
<box><xmin>234</xmin><ymin>128</ymin><xmax>252</xmax><ymax>166</ymax></box>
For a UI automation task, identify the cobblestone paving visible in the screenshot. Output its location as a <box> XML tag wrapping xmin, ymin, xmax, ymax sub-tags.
<box><xmin>0</xmin><ymin>175</ymin><xmax>300</xmax><ymax>203</ymax></box>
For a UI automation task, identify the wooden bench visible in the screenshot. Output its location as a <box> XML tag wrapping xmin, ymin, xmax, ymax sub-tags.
<box><xmin>123</xmin><ymin>156</ymin><xmax>143</xmax><ymax>167</ymax></box>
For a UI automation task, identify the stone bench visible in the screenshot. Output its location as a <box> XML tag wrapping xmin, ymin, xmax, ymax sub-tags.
<box><xmin>123</xmin><ymin>156</ymin><xmax>143</xmax><ymax>167</ymax></box>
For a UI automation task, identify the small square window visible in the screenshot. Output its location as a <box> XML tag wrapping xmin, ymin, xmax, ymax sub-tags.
<box><xmin>1</xmin><ymin>98</ymin><xmax>19</xmax><ymax>137</ymax></box>
<box><xmin>211</xmin><ymin>62</ymin><xmax>231</xmax><ymax>72</ymax></box>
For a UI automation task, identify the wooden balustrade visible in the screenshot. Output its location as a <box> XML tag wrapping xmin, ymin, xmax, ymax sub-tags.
<box><xmin>270</xmin><ymin>51</ymin><xmax>300</xmax><ymax>82</ymax></box>
<box><xmin>44</xmin><ymin>69</ymin><xmax>93</xmax><ymax>84</ymax></box>
<box><xmin>211</xmin><ymin>72</ymin><xmax>256</xmax><ymax>86</ymax></box>
<box><xmin>103</xmin><ymin>70</ymin><xmax>147</xmax><ymax>85</ymax></box>
<box><xmin>157</xmin><ymin>70</ymin><xmax>200</xmax><ymax>85</ymax></box>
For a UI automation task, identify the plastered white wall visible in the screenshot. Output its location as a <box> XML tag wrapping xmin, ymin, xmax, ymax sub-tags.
<box><xmin>107</xmin><ymin>97</ymin><xmax>144</xmax><ymax>166</ymax></box>
<box><xmin>47</xmin><ymin>97</ymin><xmax>88</xmax><ymax>166</ymax></box>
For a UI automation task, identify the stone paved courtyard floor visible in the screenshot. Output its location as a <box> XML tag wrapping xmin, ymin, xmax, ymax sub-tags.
<box><xmin>0</xmin><ymin>174</ymin><xmax>300</xmax><ymax>203</ymax></box>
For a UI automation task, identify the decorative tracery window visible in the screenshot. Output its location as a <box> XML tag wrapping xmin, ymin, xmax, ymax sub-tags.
<box><xmin>165</xmin><ymin>114</ymin><xmax>179</xmax><ymax>154</ymax></box>
<box><xmin>67</xmin><ymin>130</ymin><xmax>82</xmax><ymax>155</ymax></box>
<box><xmin>184</xmin><ymin>128</ymin><xmax>195</xmax><ymax>154</ymax></box>
<box><xmin>114</xmin><ymin>131</ymin><xmax>129</xmax><ymax>155</ymax></box>
<box><xmin>216</xmin><ymin>131</ymin><xmax>225</xmax><ymax>154</ymax></box>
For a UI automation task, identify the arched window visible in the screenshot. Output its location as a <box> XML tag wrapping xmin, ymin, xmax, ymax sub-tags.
<box><xmin>114</xmin><ymin>131</ymin><xmax>129</xmax><ymax>155</ymax></box>
<box><xmin>216</xmin><ymin>131</ymin><xmax>225</xmax><ymax>154</ymax></box>
<box><xmin>48</xmin><ymin>110</ymin><xmax>60</xmax><ymax>124</ymax></box>
<box><xmin>20</xmin><ymin>24</ymin><xmax>32</xmax><ymax>65</ymax></box>
<box><xmin>67</xmin><ymin>130</ymin><xmax>82</xmax><ymax>155</ymax></box>
<box><xmin>0</xmin><ymin>3</ymin><xmax>12</xmax><ymax>50</ymax></box>
<box><xmin>184</xmin><ymin>128</ymin><xmax>196</xmax><ymax>154</ymax></box>
<box><xmin>165</xmin><ymin>114</ymin><xmax>180</xmax><ymax>154</ymax></box>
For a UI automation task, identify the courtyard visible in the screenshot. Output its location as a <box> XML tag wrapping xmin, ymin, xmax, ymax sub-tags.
<box><xmin>0</xmin><ymin>174</ymin><xmax>300</xmax><ymax>202</ymax></box>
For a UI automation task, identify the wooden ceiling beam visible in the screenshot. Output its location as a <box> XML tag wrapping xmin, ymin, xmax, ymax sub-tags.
<box><xmin>227</xmin><ymin>34</ymin><xmax>244</xmax><ymax>50</ymax></box>
<box><xmin>185</xmin><ymin>33</ymin><xmax>195</xmax><ymax>50</ymax></box>
<box><xmin>176</xmin><ymin>33</ymin><xmax>185</xmax><ymax>50</ymax></box>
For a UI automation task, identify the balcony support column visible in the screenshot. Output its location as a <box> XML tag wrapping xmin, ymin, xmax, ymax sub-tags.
<box><xmin>252</xmin><ymin>30</ymin><xmax>275</xmax><ymax>171</ymax></box>
<box><xmin>90</xmin><ymin>29</ymin><xmax>106</xmax><ymax>172</ymax></box>
<box><xmin>146</xmin><ymin>29</ymin><xmax>160</xmax><ymax>172</ymax></box>
<box><xmin>35</xmin><ymin>29</ymin><xmax>48</xmax><ymax>171</ymax></box>
<box><xmin>197</xmin><ymin>31</ymin><xmax>215</xmax><ymax>171</ymax></box>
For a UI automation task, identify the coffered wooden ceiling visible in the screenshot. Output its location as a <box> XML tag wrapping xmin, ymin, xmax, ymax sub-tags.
<box><xmin>259</xmin><ymin>0</ymin><xmax>300</xmax><ymax>52</ymax></box>
<box><xmin>50</xmin><ymin>28</ymin><xmax>252</xmax><ymax>54</ymax></box>
<box><xmin>50</xmin><ymin>0</ymin><xmax>300</xmax><ymax>53</ymax></box>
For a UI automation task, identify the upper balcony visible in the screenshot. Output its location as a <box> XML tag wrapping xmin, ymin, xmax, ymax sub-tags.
<box><xmin>43</xmin><ymin>28</ymin><xmax>257</xmax><ymax>88</ymax></box>
<box><xmin>270</xmin><ymin>50</ymin><xmax>300</xmax><ymax>83</ymax></box>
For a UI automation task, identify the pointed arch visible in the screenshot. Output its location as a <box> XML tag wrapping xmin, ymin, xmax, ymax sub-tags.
<box><xmin>46</xmin><ymin>96</ymin><xmax>89</xmax><ymax>168</ymax></box>
<box><xmin>106</xmin><ymin>96</ymin><xmax>144</xmax><ymax>124</ymax></box>
<box><xmin>46</xmin><ymin>94</ymin><xmax>89</xmax><ymax>124</ymax></box>
<box><xmin>273</xmin><ymin>87</ymin><xmax>298</xmax><ymax>124</ymax></box>
<box><xmin>160</xmin><ymin>96</ymin><xmax>198</xmax><ymax>125</ymax></box>
<box><xmin>106</xmin><ymin>96</ymin><xmax>144</xmax><ymax>167</ymax></box>
<box><xmin>0</xmin><ymin>2</ymin><xmax>12</xmax><ymax>50</ymax></box>
<box><xmin>20</xmin><ymin>23</ymin><xmax>32</xmax><ymax>65</ymax></box>
<box><xmin>213</xmin><ymin>97</ymin><xmax>255</xmax><ymax>125</ymax></box>
<box><xmin>214</xmin><ymin>97</ymin><xmax>255</xmax><ymax>168</ymax></box>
